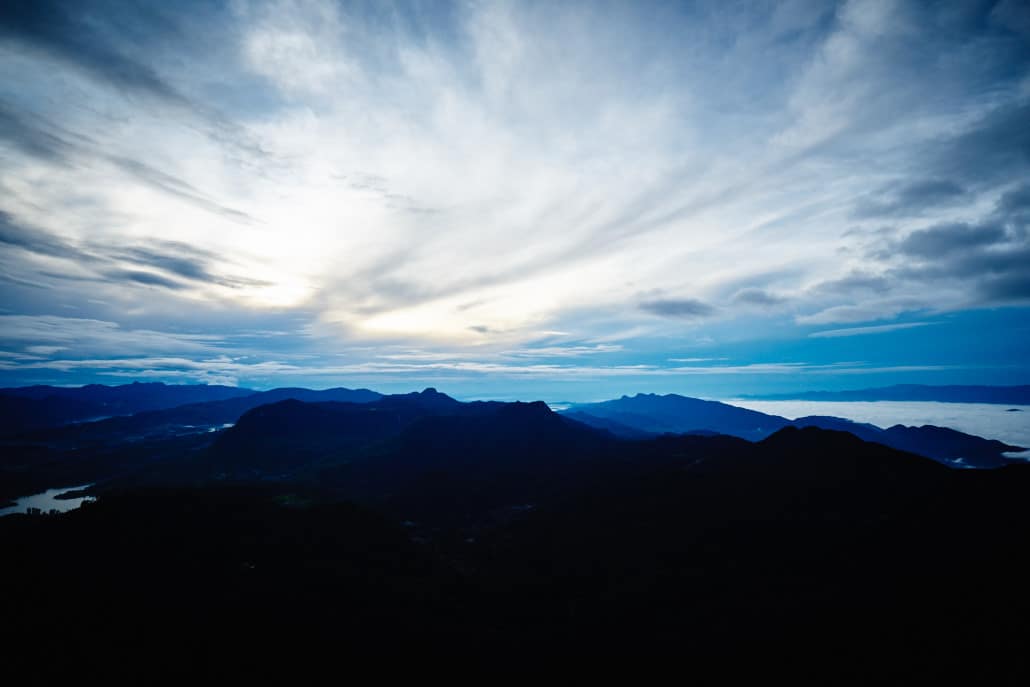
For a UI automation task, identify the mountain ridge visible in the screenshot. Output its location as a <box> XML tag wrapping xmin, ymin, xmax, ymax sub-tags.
<box><xmin>565</xmin><ymin>392</ymin><xmax>1025</xmax><ymax>467</ymax></box>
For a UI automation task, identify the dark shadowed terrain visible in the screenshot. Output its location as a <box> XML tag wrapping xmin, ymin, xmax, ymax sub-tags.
<box><xmin>2</xmin><ymin>384</ymin><xmax>1029</xmax><ymax>675</ymax></box>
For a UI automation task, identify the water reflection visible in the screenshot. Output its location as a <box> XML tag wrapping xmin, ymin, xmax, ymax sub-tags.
<box><xmin>0</xmin><ymin>484</ymin><xmax>95</xmax><ymax>517</ymax></box>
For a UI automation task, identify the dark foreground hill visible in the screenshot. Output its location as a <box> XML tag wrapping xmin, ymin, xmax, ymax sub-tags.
<box><xmin>2</xmin><ymin>416</ymin><xmax>1028</xmax><ymax>674</ymax></box>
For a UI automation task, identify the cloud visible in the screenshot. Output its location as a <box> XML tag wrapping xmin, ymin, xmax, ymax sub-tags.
<box><xmin>0</xmin><ymin>101</ymin><xmax>79</xmax><ymax>161</ymax></box>
<box><xmin>0</xmin><ymin>210</ymin><xmax>266</xmax><ymax>296</ymax></box>
<box><xmin>0</xmin><ymin>210</ymin><xmax>82</xmax><ymax>261</ymax></box>
<box><xmin>895</xmin><ymin>222</ymin><xmax>1007</xmax><ymax>258</ymax></box>
<box><xmin>999</xmin><ymin>183</ymin><xmax>1030</xmax><ymax>214</ymax></box>
<box><xmin>732</xmin><ymin>288</ymin><xmax>786</xmax><ymax>307</ymax></box>
<box><xmin>104</xmin><ymin>269</ymin><xmax>186</xmax><ymax>290</ymax></box>
<box><xmin>0</xmin><ymin>315</ymin><xmax>221</xmax><ymax>357</ymax></box>
<box><xmin>815</xmin><ymin>271</ymin><xmax>891</xmax><ymax>295</ymax></box>
<box><xmin>639</xmin><ymin>298</ymin><xmax>716</xmax><ymax>319</ymax></box>
<box><xmin>0</xmin><ymin>101</ymin><xmax>255</xmax><ymax>224</ymax></box>
<box><xmin>105</xmin><ymin>155</ymin><xmax>256</xmax><ymax>224</ymax></box>
<box><xmin>0</xmin><ymin>350</ymin><xmax>954</xmax><ymax>386</ymax></box>
<box><xmin>934</xmin><ymin>100</ymin><xmax>1030</xmax><ymax>188</ymax></box>
<box><xmin>506</xmin><ymin>344</ymin><xmax>623</xmax><ymax>358</ymax></box>
<box><xmin>809</xmin><ymin>321</ymin><xmax>936</xmax><ymax>338</ymax></box>
<box><xmin>852</xmin><ymin>178</ymin><xmax>966</xmax><ymax>218</ymax></box>
<box><xmin>0</xmin><ymin>0</ymin><xmax>189</xmax><ymax>105</ymax></box>
<box><xmin>796</xmin><ymin>297</ymin><xmax>927</xmax><ymax>325</ymax></box>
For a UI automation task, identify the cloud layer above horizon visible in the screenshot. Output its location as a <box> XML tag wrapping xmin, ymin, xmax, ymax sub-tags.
<box><xmin>1</xmin><ymin>0</ymin><xmax>1028</xmax><ymax>398</ymax></box>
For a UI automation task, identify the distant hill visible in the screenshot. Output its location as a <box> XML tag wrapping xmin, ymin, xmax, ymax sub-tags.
<box><xmin>0</xmin><ymin>383</ymin><xmax>381</xmax><ymax>438</ymax></box>
<box><xmin>746</xmin><ymin>384</ymin><xmax>1030</xmax><ymax>404</ymax></box>
<box><xmin>564</xmin><ymin>393</ymin><xmax>1025</xmax><ymax>467</ymax></box>
<box><xmin>565</xmin><ymin>393</ymin><xmax>792</xmax><ymax>440</ymax></box>
<box><xmin>0</xmin><ymin>382</ymin><xmax>255</xmax><ymax>434</ymax></box>
<box><xmin>198</xmin><ymin>390</ymin><xmax>617</xmax><ymax>522</ymax></box>
<box><xmin>1</xmin><ymin>381</ymin><xmax>254</xmax><ymax>410</ymax></box>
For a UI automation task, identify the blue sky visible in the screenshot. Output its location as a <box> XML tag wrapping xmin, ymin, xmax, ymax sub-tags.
<box><xmin>0</xmin><ymin>0</ymin><xmax>1028</xmax><ymax>401</ymax></box>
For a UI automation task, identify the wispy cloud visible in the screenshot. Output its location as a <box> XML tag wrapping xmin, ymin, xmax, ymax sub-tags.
<box><xmin>809</xmin><ymin>322</ymin><xmax>937</xmax><ymax>338</ymax></box>
<box><xmin>0</xmin><ymin>0</ymin><xmax>1028</xmax><ymax>390</ymax></box>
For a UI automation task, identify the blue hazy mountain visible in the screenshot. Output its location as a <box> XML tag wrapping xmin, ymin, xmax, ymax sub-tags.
<box><xmin>564</xmin><ymin>393</ymin><xmax>793</xmax><ymax>440</ymax></box>
<box><xmin>1</xmin><ymin>381</ymin><xmax>254</xmax><ymax>410</ymax></box>
<box><xmin>0</xmin><ymin>383</ymin><xmax>382</xmax><ymax>438</ymax></box>
<box><xmin>565</xmin><ymin>393</ymin><xmax>1025</xmax><ymax>467</ymax></box>
<box><xmin>0</xmin><ymin>381</ymin><xmax>255</xmax><ymax>433</ymax></box>
<box><xmin>747</xmin><ymin>384</ymin><xmax>1030</xmax><ymax>404</ymax></box>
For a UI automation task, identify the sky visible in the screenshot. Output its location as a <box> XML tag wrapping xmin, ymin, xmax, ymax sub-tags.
<box><xmin>0</xmin><ymin>0</ymin><xmax>1029</xmax><ymax>401</ymax></box>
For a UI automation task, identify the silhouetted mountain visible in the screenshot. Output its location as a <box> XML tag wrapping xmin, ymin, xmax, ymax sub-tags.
<box><xmin>792</xmin><ymin>415</ymin><xmax>1024</xmax><ymax>468</ymax></box>
<box><xmin>565</xmin><ymin>392</ymin><xmax>1025</xmax><ymax>467</ymax></box>
<box><xmin>4</xmin><ymin>385</ymin><xmax>384</xmax><ymax>442</ymax></box>
<box><xmin>0</xmin><ymin>386</ymin><xmax>385</xmax><ymax>501</ymax></box>
<box><xmin>748</xmin><ymin>383</ymin><xmax>1030</xmax><ymax>404</ymax></box>
<box><xmin>0</xmin><ymin>382</ymin><xmax>255</xmax><ymax>435</ymax></box>
<box><xmin>0</xmin><ymin>393</ymin><xmax>108</xmax><ymax>434</ymax></box>
<box><xmin>241</xmin><ymin>386</ymin><xmax>383</xmax><ymax>404</ymax></box>
<box><xmin>565</xmin><ymin>393</ymin><xmax>792</xmax><ymax>439</ymax></box>
<box><xmin>1</xmin><ymin>381</ymin><xmax>254</xmax><ymax>411</ymax></box>
<box><xmin>375</xmin><ymin>386</ymin><xmax>462</xmax><ymax>410</ymax></box>
<box><xmin>199</xmin><ymin>392</ymin><xmax>619</xmax><ymax>524</ymax></box>
<box><xmin>559</xmin><ymin>410</ymin><xmax>657</xmax><ymax>439</ymax></box>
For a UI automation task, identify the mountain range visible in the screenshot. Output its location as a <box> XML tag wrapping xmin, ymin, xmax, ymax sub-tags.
<box><xmin>0</xmin><ymin>382</ymin><xmax>381</xmax><ymax>438</ymax></box>
<box><xmin>2</xmin><ymin>385</ymin><xmax>1021</xmax><ymax>508</ymax></box>
<box><xmin>564</xmin><ymin>392</ymin><xmax>1024</xmax><ymax>467</ymax></box>
<box><xmin>3</xmin><ymin>383</ymin><xmax>1029</xmax><ymax>673</ymax></box>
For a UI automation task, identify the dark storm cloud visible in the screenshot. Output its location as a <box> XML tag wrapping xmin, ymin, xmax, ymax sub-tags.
<box><xmin>0</xmin><ymin>0</ymin><xmax>187</xmax><ymax>105</ymax></box>
<box><xmin>979</xmin><ymin>271</ymin><xmax>1030</xmax><ymax>301</ymax></box>
<box><xmin>872</xmin><ymin>184</ymin><xmax>1030</xmax><ymax>306</ymax></box>
<box><xmin>997</xmin><ymin>183</ymin><xmax>1030</xmax><ymax>233</ymax></box>
<box><xmin>852</xmin><ymin>179</ymin><xmax>967</xmax><ymax>219</ymax></box>
<box><xmin>896</xmin><ymin>222</ymin><xmax>1007</xmax><ymax>258</ymax></box>
<box><xmin>639</xmin><ymin>298</ymin><xmax>716</xmax><ymax>318</ymax></box>
<box><xmin>933</xmin><ymin>100</ymin><xmax>1030</xmax><ymax>188</ymax></box>
<box><xmin>999</xmin><ymin>184</ymin><xmax>1030</xmax><ymax>213</ymax></box>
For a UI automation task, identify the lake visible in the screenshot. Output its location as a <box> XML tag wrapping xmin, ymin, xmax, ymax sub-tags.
<box><xmin>0</xmin><ymin>484</ymin><xmax>96</xmax><ymax>517</ymax></box>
